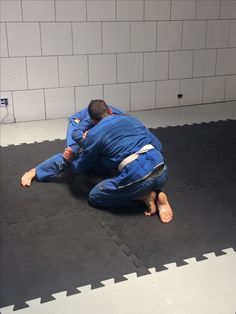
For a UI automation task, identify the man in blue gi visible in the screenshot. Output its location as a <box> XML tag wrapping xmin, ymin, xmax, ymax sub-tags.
<box><xmin>69</xmin><ymin>100</ymin><xmax>173</xmax><ymax>223</ymax></box>
<box><xmin>20</xmin><ymin>104</ymin><xmax>123</xmax><ymax>186</ymax></box>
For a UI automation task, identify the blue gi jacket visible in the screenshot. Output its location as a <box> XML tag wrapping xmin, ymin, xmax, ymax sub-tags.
<box><xmin>68</xmin><ymin>105</ymin><xmax>124</xmax><ymax>155</ymax></box>
<box><xmin>71</xmin><ymin>105</ymin><xmax>124</xmax><ymax>144</ymax></box>
<box><xmin>69</xmin><ymin>107</ymin><xmax>88</xmax><ymax>123</ymax></box>
<box><xmin>74</xmin><ymin>115</ymin><xmax>164</xmax><ymax>189</ymax></box>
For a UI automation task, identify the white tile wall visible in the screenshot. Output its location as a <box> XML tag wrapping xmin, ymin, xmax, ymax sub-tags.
<box><xmin>0</xmin><ymin>0</ymin><xmax>235</xmax><ymax>122</ymax></box>
<box><xmin>171</xmin><ymin>0</ymin><xmax>196</xmax><ymax>20</ymax></box>
<box><xmin>27</xmin><ymin>57</ymin><xmax>59</xmax><ymax>89</ymax></box>
<box><xmin>75</xmin><ymin>85</ymin><xmax>103</xmax><ymax>111</ymax></box>
<box><xmin>131</xmin><ymin>22</ymin><xmax>156</xmax><ymax>52</ymax></box>
<box><xmin>216</xmin><ymin>48</ymin><xmax>236</xmax><ymax>75</ymax></box>
<box><xmin>229</xmin><ymin>20</ymin><xmax>236</xmax><ymax>47</ymax></box>
<box><xmin>59</xmin><ymin>55</ymin><xmax>88</xmax><ymax>87</ymax></box>
<box><xmin>41</xmin><ymin>23</ymin><xmax>72</xmax><ymax>56</ymax></box>
<box><xmin>0</xmin><ymin>23</ymin><xmax>8</xmax><ymax>57</ymax></box>
<box><xmin>169</xmin><ymin>51</ymin><xmax>193</xmax><ymax>79</ymax></box>
<box><xmin>145</xmin><ymin>0</ymin><xmax>170</xmax><ymax>21</ymax></box>
<box><xmin>206</xmin><ymin>20</ymin><xmax>230</xmax><ymax>49</ymax></box>
<box><xmin>117</xmin><ymin>0</ymin><xmax>143</xmax><ymax>21</ymax></box>
<box><xmin>45</xmin><ymin>87</ymin><xmax>75</xmax><ymax>119</ymax></box>
<box><xmin>182</xmin><ymin>21</ymin><xmax>207</xmax><ymax>50</ymax></box>
<box><xmin>13</xmin><ymin>89</ymin><xmax>45</xmax><ymax>122</ymax></box>
<box><xmin>0</xmin><ymin>0</ymin><xmax>22</xmax><ymax>22</ymax></box>
<box><xmin>1</xmin><ymin>58</ymin><xmax>27</xmax><ymax>91</ymax></box>
<box><xmin>220</xmin><ymin>0</ymin><xmax>236</xmax><ymax>19</ymax></box>
<box><xmin>157</xmin><ymin>21</ymin><xmax>182</xmax><ymax>51</ymax></box>
<box><xmin>87</xmin><ymin>0</ymin><xmax>115</xmax><ymax>21</ymax></box>
<box><xmin>103</xmin><ymin>22</ymin><xmax>129</xmax><ymax>53</ymax></box>
<box><xmin>196</xmin><ymin>0</ymin><xmax>220</xmax><ymax>20</ymax></box>
<box><xmin>156</xmin><ymin>80</ymin><xmax>180</xmax><ymax>108</ymax></box>
<box><xmin>73</xmin><ymin>22</ymin><xmax>102</xmax><ymax>54</ymax></box>
<box><xmin>131</xmin><ymin>82</ymin><xmax>155</xmax><ymax>111</ymax></box>
<box><xmin>104</xmin><ymin>84</ymin><xmax>130</xmax><ymax>112</ymax></box>
<box><xmin>203</xmin><ymin>76</ymin><xmax>226</xmax><ymax>103</ymax></box>
<box><xmin>0</xmin><ymin>91</ymin><xmax>14</xmax><ymax>123</ymax></box>
<box><xmin>55</xmin><ymin>0</ymin><xmax>86</xmax><ymax>22</ymax></box>
<box><xmin>180</xmin><ymin>78</ymin><xmax>204</xmax><ymax>105</ymax></box>
<box><xmin>89</xmin><ymin>54</ymin><xmax>116</xmax><ymax>85</ymax></box>
<box><xmin>22</xmin><ymin>0</ymin><xmax>55</xmax><ymax>22</ymax></box>
<box><xmin>144</xmin><ymin>52</ymin><xmax>168</xmax><ymax>81</ymax></box>
<box><xmin>193</xmin><ymin>49</ymin><xmax>217</xmax><ymax>77</ymax></box>
<box><xmin>7</xmin><ymin>23</ymin><xmax>41</xmax><ymax>57</ymax></box>
<box><xmin>225</xmin><ymin>75</ymin><xmax>236</xmax><ymax>101</ymax></box>
<box><xmin>117</xmin><ymin>53</ymin><xmax>143</xmax><ymax>83</ymax></box>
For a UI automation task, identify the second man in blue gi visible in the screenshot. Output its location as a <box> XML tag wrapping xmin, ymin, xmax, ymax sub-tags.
<box><xmin>67</xmin><ymin>100</ymin><xmax>173</xmax><ymax>223</ymax></box>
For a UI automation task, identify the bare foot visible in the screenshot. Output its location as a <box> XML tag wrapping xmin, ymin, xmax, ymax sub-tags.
<box><xmin>21</xmin><ymin>168</ymin><xmax>36</xmax><ymax>187</ymax></box>
<box><xmin>157</xmin><ymin>192</ymin><xmax>173</xmax><ymax>223</ymax></box>
<box><xmin>138</xmin><ymin>191</ymin><xmax>157</xmax><ymax>216</ymax></box>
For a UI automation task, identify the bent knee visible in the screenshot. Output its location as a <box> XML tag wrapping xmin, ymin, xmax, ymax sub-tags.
<box><xmin>88</xmin><ymin>193</ymin><xmax>96</xmax><ymax>206</ymax></box>
<box><xmin>88</xmin><ymin>191</ymin><xmax>101</xmax><ymax>207</ymax></box>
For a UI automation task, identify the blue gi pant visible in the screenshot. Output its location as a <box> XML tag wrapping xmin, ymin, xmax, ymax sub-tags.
<box><xmin>36</xmin><ymin>150</ymin><xmax>89</xmax><ymax>181</ymax></box>
<box><xmin>88</xmin><ymin>166</ymin><xmax>168</xmax><ymax>208</ymax></box>
<box><xmin>36</xmin><ymin>153</ymin><xmax>68</xmax><ymax>181</ymax></box>
<box><xmin>37</xmin><ymin>156</ymin><xmax>168</xmax><ymax>208</ymax></box>
<box><xmin>36</xmin><ymin>119</ymin><xmax>79</xmax><ymax>181</ymax></box>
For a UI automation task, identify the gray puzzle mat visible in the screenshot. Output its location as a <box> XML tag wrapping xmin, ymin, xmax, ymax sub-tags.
<box><xmin>1</xmin><ymin>120</ymin><xmax>236</xmax><ymax>310</ymax></box>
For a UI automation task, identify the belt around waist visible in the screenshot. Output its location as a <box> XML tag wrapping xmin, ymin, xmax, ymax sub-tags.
<box><xmin>117</xmin><ymin>162</ymin><xmax>166</xmax><ymax>189</ymax></box>
<box><xmin>118</xmin><ymin>144</ymin><xmax>155</xmax><ymax>172</ymax></box>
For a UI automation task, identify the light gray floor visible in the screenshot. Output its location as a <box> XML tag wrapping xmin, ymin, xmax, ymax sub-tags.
<box><xmin>1</xmin><ymin>101</ymin><xmax>236</xmax><ymax>147</ymax></box>
<box><xmin>1</xmin><ymin>101</ymin><xmax>236</xmax><ymax>314</ymax></box>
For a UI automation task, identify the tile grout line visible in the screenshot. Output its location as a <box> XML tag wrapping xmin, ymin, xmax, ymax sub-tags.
<box><xmin>5</xmin><ymin>22</ymin><xmax>10</xmax><ymax>58</ymax></box>
<box><xmin>20</xmin><ymin>0</ymin><xmax>23</xmax><ymax>21</ymax></box>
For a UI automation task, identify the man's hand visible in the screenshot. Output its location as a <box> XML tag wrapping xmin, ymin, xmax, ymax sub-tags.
<box><xmin>63</xmin><ymin>147</ymin><xmax>74</xmax><ymax>162</ymax></box>
<box><xmin>82</xmin><ymin>130</ymin><xmax>88</xmax><ymax>140</ymax></box>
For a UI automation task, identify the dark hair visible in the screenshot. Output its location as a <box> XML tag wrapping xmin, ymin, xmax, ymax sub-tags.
<box><xmin>88</xmin><ymin>99</ymin><xmax>110</xmax><ymax>122</ymax></box>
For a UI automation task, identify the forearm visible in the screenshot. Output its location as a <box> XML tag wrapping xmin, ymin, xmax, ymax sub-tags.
<box><xmin>72</xmin><ymin>119</ymin><xmax>94</xmax><ymax>143</ymax></box>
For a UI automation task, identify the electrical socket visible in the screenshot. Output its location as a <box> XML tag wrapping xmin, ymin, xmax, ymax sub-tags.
<box><xmin>0</xmin><ymin>98</ymin><xmax>8</xmax><ymax>107</ymax></box>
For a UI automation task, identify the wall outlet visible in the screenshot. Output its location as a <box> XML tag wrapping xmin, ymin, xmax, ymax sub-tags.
<box><xmin>0</xmin><ymin>98</ymin><xmax>9</xmax><ymax>106</ymax></box>
<box><xmin>177</xmin><ymin>94</ymin><xmax>183</xmax><ymax>99</ymax></box>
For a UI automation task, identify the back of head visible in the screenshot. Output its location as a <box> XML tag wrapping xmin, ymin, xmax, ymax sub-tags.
<box><xmin>88</xmin><ymin>99</ymin><xmax>110</xmax><ymax>122</ymax></box>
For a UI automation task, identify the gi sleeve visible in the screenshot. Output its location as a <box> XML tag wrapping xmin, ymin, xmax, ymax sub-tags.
<box><xmin>69</xmin><ymin>107</ymin><xmax>88</xmax><ymax>121</ymax></box>
<box><xmin>71</xmin><ymin>117</ymin><xmax>94</xmax><ymax>144</ymax></box>
<box><xmin>69</xmin><ymin>143</ymin><xmax>82</xmax><ymax>157</ymax></box>
<box><xmin>72</xmin><ymin>136</ymin><xmax>101</xmax><ymax>174</ymax></box>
